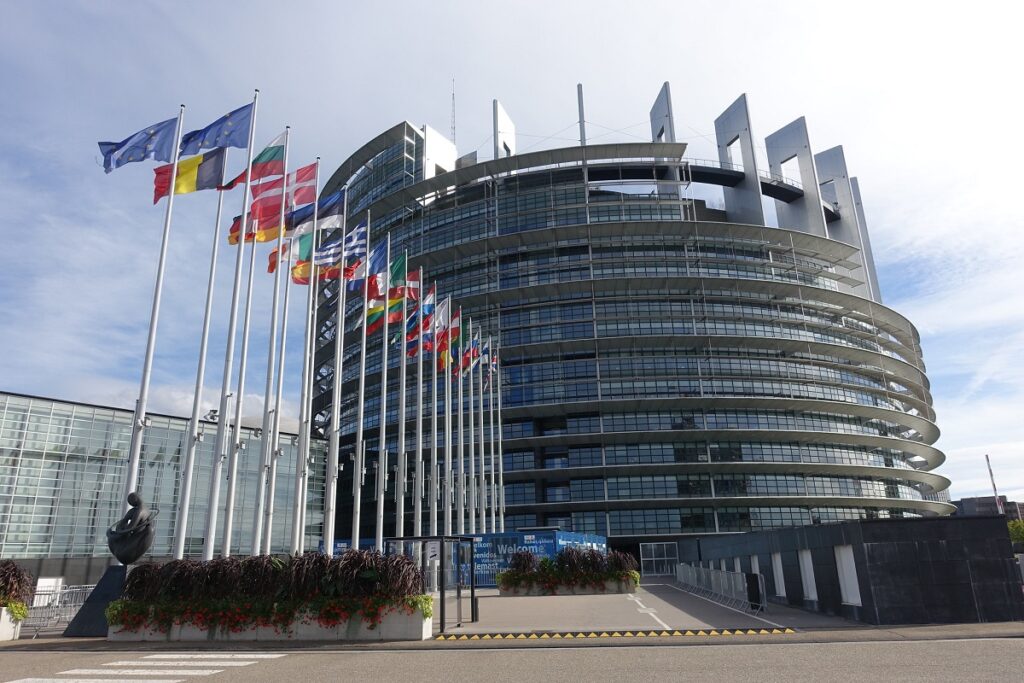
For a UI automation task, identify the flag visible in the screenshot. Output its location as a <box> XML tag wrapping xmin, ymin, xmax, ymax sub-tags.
<box><xmin>152</xmin><ymin>147</ymin><xmax>225</xmax><ymax>203</ymax></box>
<box><xmin>228</xmin><ymin>210</ymin><xmax>281</xmax><ymax>244</ymax></box>
<box><xmin>438</xmin><ymin>308</ymin><xmax>461</xmax><ymax>369</ymax></box>
<box><xmin>220</xmin><ymin>131</ymin><xmax>286</xmax><ymax>190</ymax></box>
<box><xmin>291</xmin><ymin>260</ymin><xmax>312</xmax><ymax>285</ymax></box>
<box><xmin>481</xmin><ymin>341</ymin><xmax>493</xmax><ymax>387</ymax></box>
<box><xmin>461</xmin><ymin>336</ymin><xmax>481</xmax><ymax>373</ymax></box>
<box><xmin>289</xmin><ymin>189</ymin><xmax>344</xmax><ymax>238</ymax></box>
<box><xmin>317</xmin><ymin>219</ymin><xmax>366</xmax><ymax>279</ymax></box>
<box><xmin>431</xmin><ymin>299</ymin><xmax>451</xmax><ymax>355</ymax></box>
<box><xmin>286</xmin><ymin>162</ymin><xmax>317</xmax><ymax>207</ymax></box>
<box><xmin>98</xmin><ymin>116</ymin><xmax>177</xmax><ymax>173</ymax></box>
<box><xmin>248</xmin><ymin>163</ymin><xmax>317</xmax><ymax>217</ymax></box>
<box><xmin>402</xmin><ymin>267</ymin><xmax>421</xmax><ymax>302</ymax></box>
<box><xmin>405</xmin><ymin>284</ymin><xmax>436</xmax><ymax>356</ymax></box>
<box><xmin>366</xmin><ymin>253</ymin><xmax>407</xmax><ymax>335</ymax></box>
<box><xmin>179</xmin><ymin>102</ymin><xmax>253</xmax><ymax>156</ymax></box>
<box><xmin>344</xmin><ymin>229</ymin><xmax>382</xmax><ymax>290</ymax></box>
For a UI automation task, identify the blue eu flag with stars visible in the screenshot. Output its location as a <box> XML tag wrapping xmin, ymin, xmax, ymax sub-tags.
<box><xmin>98</xmin><ymin>117</ymin><xmax>177</xmax><ymax>173</ymax></box>
<box><xmin>179</xmin><ymin>103</ymin><xmax>253</xmax><ymax>156</ymax></box>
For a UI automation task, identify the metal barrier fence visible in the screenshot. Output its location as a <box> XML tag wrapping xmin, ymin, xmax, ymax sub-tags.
<box><xmin>675</xmin><ymin>563</ymin><xmax>766</xmax><ymax>615</ymax></box>
<box><xmin>22</xmin><ymin>585</ymin><xmax>94</xmax><ymax>638</ymax></box>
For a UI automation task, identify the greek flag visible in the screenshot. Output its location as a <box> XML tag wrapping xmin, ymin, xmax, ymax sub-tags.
<box><xmin>313</xmin><ymin>220</ymin><xmax>366</xmax><ymax>265</ymax></box>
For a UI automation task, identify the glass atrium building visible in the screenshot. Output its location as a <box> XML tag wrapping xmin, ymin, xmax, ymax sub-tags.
<box><xmin>312</xmin><ymin>86</ymin><xmax>953</xmax><ymax>547</ymax></box>
<box><xmin>0</xmin><ymin>392</ymin><xmax>325</xmax><ymax>561</ymax></box>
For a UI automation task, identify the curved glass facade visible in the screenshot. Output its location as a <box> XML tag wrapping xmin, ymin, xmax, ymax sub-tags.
<box><xmin>316</xmin><ymin>131</ymin><xmax>952</xmax><ymax>544</ymax></box>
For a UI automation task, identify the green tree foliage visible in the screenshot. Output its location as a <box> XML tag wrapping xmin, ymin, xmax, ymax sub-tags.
<box><xmin>1008</xmin><ymin>519</ymin><xmax>1024</xmax><ymax>544</ymax></box>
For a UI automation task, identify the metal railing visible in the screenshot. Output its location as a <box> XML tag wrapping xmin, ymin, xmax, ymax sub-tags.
<box><xmin>22</xmin><ymin>584</ymin><xmax>94</xmax><ymax>638</ymax></box>
<box><xmin>675</xmin><ymin>563</ymin><xmax>766</xmax><ymax>615</ymax></box>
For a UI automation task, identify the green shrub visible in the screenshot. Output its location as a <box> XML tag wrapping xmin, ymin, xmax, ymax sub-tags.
<box><xmin>0</xmin><ymin>560</ymin><xmax>33</xmax><ymax>622</ymax></box>
<box><xmin>498</xmin><ymin>548</ymin><xmax>640</xmax><ymax>594</ymax></box>
<box><xmin>109</xmin><ymin>550</ymin><xmax>428</xmax><ymax>633</ymax></box>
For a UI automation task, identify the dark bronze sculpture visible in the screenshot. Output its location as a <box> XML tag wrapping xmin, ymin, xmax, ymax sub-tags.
<box><xmin>106</xmin><ymin>492</ymin><xmax>156</xmax><ymax>565</ymax></box>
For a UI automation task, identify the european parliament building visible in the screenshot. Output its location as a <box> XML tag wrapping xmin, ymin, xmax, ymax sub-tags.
<box><xmin>312</xmin><ymin>83</ymin><xmax>953</xmax><ymax>547</ymax></box>
<box><xmin>0</xmin><ymin>84</ymin><xmax>953</xmax><ymax>576</ymax></box>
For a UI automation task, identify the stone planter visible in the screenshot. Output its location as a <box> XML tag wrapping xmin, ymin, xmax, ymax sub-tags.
<box><xmin>107</xmin><ymin>602</ymin><xmax>432</xmax><ymax>642</ymax></box>
<box><xmin>0</xmin><ymin>607</ymin><xmax>23</xmax><ymax>641</ymax></box>
<box><xmin>499</xmin><ymin>577</ymin><xmax>637</xmax><ymax>597</ymax></box>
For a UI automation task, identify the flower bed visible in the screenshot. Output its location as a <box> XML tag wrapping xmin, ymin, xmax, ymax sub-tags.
<box><xmin>0</xmin><ymin>560</ymin><xmax>32</xmax><ymax>641</ymax></box>
<box><xmin>496</xmin><ymin>548</ymin><xmax>640</xmax><ymax>596</ymax></box>
<box><xmin>105</xmin><ymin>552</ymin><xmax>433</xmax><ymax>642</ymax></box>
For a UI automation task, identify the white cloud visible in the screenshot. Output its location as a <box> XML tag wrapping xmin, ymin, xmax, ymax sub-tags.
<box><xmin>2</xmin><ymin>0</ymin><xmax>1024</xmax><ymax>506</ymax></box>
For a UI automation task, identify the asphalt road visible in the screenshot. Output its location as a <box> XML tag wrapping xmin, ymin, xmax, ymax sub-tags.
<box><xmin>2</xmin><ymin>638</ymin><xmax>1022</xmax><ymax>683</ymax></box>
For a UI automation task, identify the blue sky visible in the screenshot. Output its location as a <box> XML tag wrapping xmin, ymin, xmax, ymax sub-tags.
<box><xmin>1</xmin><ymin>0</ymin><xmax>1021</xmax><ymax>501</ymax></box>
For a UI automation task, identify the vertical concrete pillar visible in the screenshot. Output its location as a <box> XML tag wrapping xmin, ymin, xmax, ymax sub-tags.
<box><xmin>765</xmin><ymin>117</ymin><xmax>827</xmax><ymax>236</ymax></box>
<box><xmin>714</xmin><ymin>94</ymin><xmax>765</xmax><ymax>226</ymax></box>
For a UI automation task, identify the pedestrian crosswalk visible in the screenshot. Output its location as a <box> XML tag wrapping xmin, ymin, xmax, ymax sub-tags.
<box><xmin>6</xmin><ymin>653</ymin><xmax>286</xmax><ymax>683</ymax></box>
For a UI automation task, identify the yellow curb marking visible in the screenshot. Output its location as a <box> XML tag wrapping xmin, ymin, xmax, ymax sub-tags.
<box><xmin>435</xmin><ymin>628</ymin><xmax>797</xmax><ymax>642</ymax></box>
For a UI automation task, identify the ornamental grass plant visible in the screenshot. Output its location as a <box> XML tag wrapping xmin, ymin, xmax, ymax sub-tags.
<box><xmin>497</xmin><ymin>547</ymin><xmax>640</xmax><ymax>593</ymax></box>
<box><xmin>106</xmin><ymin>550</ymin><xmax>430</xmax><ymax>634</ymax></box>
<box><xmin>0</xmin><ymin>559</ymin><xmax>33</xmax><ymax>623</ymax></box>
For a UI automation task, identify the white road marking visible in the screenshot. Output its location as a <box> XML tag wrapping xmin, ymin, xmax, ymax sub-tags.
<box><xmin>60</xmin><ymin>670</ymin><xmax>222</xmax><ymax>677</ymax></box>
<box><xmin>144</xmin><ymin>654</ymin><xmax>286</xmax><ymax>659</ymax></box>
<box><xmin>9</xmin><ymin>679</ymin><xmax>184</xmax><ymax>683</ymax></box>
<box><xmin>105</xmin><ymin>661</ymin><xmax>256</xmax><ymax>667</ymax></box>
<box><xmin>629</xmin><ymin>594</ymin><xmax>671</xmax><ymax>629</ymax></box>
<box><xmin>645</xmin><ymin>582</ymin><xmax>785</xmax><ymax>628</ymax></box>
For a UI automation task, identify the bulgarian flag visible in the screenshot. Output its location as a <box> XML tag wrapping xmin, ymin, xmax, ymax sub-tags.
<box><xmin>219</xmin><ymin>132</ymin><xmax>286</xmax><ymax>190</ymax></box>
<box><xmin>366</xmin><ymin>253</ymin><xmax>407</xmax><ymax>335</ymax></box>
<box><xmin>153</xmin><ymin>148</ymin><xmax>225</xmax><ymax>203</ymax></box>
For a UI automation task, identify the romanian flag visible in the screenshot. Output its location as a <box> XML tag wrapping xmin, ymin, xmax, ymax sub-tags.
<box><xmin>152</xmin><ymin>148</ymin><xmax>225</xmax><ymax>204</ymax></box>
<box><xmin>219</xmin><ymin>132</ymin><xmax>286</xmax><ymax>190</ymax></box>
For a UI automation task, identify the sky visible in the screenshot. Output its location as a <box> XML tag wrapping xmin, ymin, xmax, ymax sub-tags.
<box><xmin>0</xmin><ymin>0</ymin><xmax>1021</xmax><ymax>502</ymax></box>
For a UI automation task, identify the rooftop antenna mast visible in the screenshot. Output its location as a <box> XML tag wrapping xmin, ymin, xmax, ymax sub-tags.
<box><xmin>450</xmin><ymin>77</ymin><xmax>456</xmax><ymax>145</ymax></box>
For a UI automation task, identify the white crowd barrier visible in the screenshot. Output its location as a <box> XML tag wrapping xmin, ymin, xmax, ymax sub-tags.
<box><xmin>675</xmin><ymin>563</ymin><xmax>766</xmax><ymax>614</ymax></box>
<box><xmin>22</xmin><ymin>584</ymin><xmax>94</xmax><ymax>638</ymax></box>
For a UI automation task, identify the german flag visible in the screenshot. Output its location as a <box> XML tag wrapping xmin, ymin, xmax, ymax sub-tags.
<box><xmin>153</xmin><ymin>148</ymin><xmax>225</xmax><ymax>204</ymax></box>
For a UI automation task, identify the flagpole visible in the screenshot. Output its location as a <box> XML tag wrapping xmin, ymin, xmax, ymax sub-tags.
<box><xmin>262</xmin><ymin>226</ymin><xmax>298</xmax><ymax>554</ymax></box>
<box><xmin>351</xmin><ymin>210</ymin><xmax>372</xmax><ymax>549</ymax></box>
<box><xmin>429</xmin><ymin>297</ymin><xmax>438</xmax><ymax>541</ymax></box>
<box><xmin>223</xmin><ymin>123</ymin><xmax>279</xmax><ymax>558</ymax></box>
<box><xmin>298</xmin><ymin>196</ymin><xmax>328</xmax><ymax>555</ymax></box>
<box><xmin>324</xmin><ymin>189</ymin><xmax>350</xmax><ymax>557</ymax></box>
<box><xmin>374</xmin><ymin>234</ymin><xmax>392</xmax><ymax>552</ymax></box>
<box><xmin>291</xmin><ymin>159</ymin><xmax>322</xmax><ymax>556</ymax></box>
<box><xmin>443</xmin><ymin>298</ymin><xmax>453</xmax><ymax>538</ymax></box>
<box><xmin>413</xmin><ymin>270</ymin><xmax>425</xmax><ymax>555</ymax></box>
<box><xmin>466</xmin><ymin>321</ymin><xmax>476</xmax><ymax>535</ymax></box>
<box><xmin>496</xmin><ymin>341</ymin><xmax>505</xmax><ymax>532</ymax></box>
<box><xmin>477</xmin><ymin>334</ymin><xmax>486</xmax><ymax>533</ymax></box>
<box><xmin>456</xmin><ymin>307</ymin><xmax>465</xmax><ymax>535</ymax></box>
<box><xmin>252</xmin><ymin>127</ymin><xmax>290</xmax><ymax>555</ymax></box>
<box><xmin>204</xmin><ymin>91</ymin><xmax>259</xmax><ymax>561</ymax></box>
<box><xmin>394</xmin><ymin>252</ymin><xmax>410</xmax><ymax>540</ymax></box>
<box><xmin>172</xmin><ymin>153</ymin><xmax>226</xmax><ymax>560</ymax></box>
<box><xmin>123</xmin><ymin>105</ymin><xmax>186</xmax><ymax>518</ymax></box>
<box><xmin>487</xmin><ymin>335</ymin><xmax>496</xmax><ymax>533</ymax></box>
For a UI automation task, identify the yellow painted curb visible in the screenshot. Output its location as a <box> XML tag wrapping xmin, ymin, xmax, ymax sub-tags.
<box><xmin>433</xmin><ymin>627</ymin><xmax>797</xmax><ymax>642</ymax></box>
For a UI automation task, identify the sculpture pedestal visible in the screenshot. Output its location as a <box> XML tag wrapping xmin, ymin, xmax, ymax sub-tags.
<box><xmin>63</xmin><ymin>565</ymin><xmax>126</xmax><ymax>637</ymax></box>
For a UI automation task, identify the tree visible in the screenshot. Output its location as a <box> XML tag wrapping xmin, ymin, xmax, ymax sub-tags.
<box><xmin>1008</xmin><ymin>519</ymin><xmax>1024</xmax><ymax>545</ymax></box>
